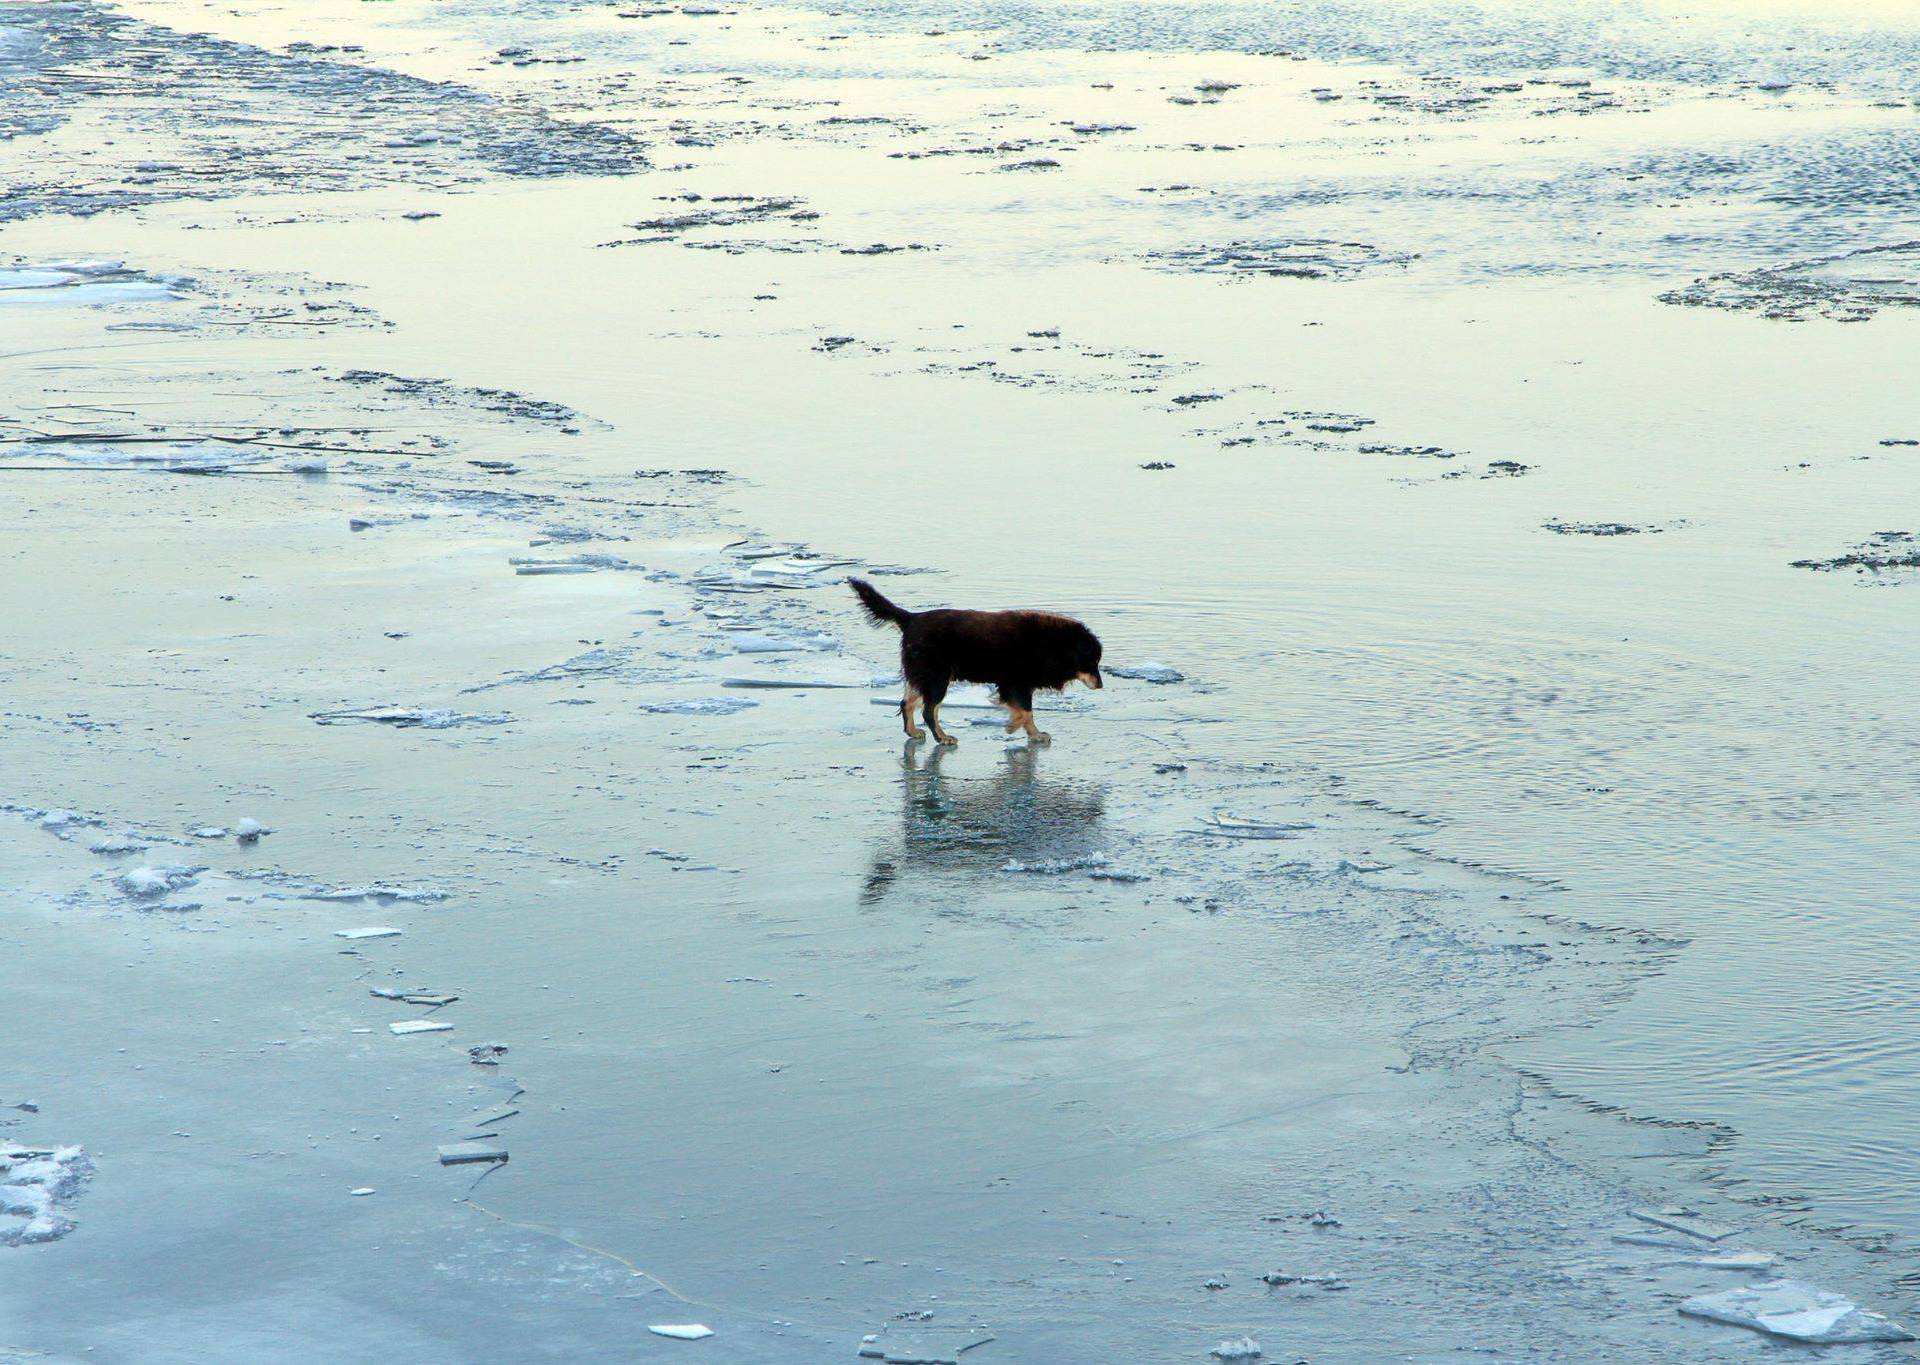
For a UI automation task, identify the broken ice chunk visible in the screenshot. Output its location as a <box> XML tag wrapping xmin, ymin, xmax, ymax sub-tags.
<box><xmin>1199</xmin><ymin>812</ymin><xmax>1313</xmax><ymax>838</ymax></box>
<box><xmin>88</xmin><ymin>834</ymin><xmax>148</xmax><ymax>855</ymax></box>
<box><xmin>1694</xmin><ymin>1251</ymin><xmax>1779</xmax><ymax>1270</ymax></box>
<box><xmin>1106</xmin><ymin>662</ymin><xmax>1184</xmax><ymax>683</ymax></box>
<box><xmin>334</xmin><ymin>927</ymin><xmax>403</xmax><ymax>940</ymax></box>
<box><xmin>1209</xmin><ymin>1339</ymin><xmax>1262</xmax><ymax>1361</ymax></box>
<box><xmin>437</xmin><ymin>1142</ymin><xmax>507</xmax><ymax>1165</ymax></box>
<box><xmin>389</xmin><ymin>1019</ymin><xmax>452</xmax><ymax>1035</ymax></box>
<box><xmin>116</xmin><ymin>865</ymin><xmax>199</xmax><ymax>898</ymax></box>
<box><xmin>1630</xmin><ymin>1207</ymin><xmax>1737</xmax><ymax>1241</ymax></box>
<box><xmin>635</xmin><ymin>697</ymin><xmax>757</xmax><ymax>715</ymax></box>
<box><xmin>234</xmin><ymin>817</ymin><xmax>269</xmax><ymax>842</ymax></box>
<box><xmin>647</xmin><ymin>1325</ymin><xmax>714</xmax><ymax>1340</ymax></box>
<box><xmin>1680</xmin><ymin>1281</ymin><xmax>1914</xmax><ymax>1343</ymax></box>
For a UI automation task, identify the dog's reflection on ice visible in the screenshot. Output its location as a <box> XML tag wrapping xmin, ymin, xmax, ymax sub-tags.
<box><xmin>860</xmin><ymin>740</ymin><xmax>1107</xmax><ymax>905</ymax></box>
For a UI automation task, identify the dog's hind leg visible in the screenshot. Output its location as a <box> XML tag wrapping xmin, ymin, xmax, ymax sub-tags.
<box><xmin>921</xmin><ymin>676</ymin><xmax>957</xmax><ymax>746</ymax></box>
<box><xmin>899</xmin><ymin>688</ymin><xmax>925</xmax><ymax>741</ymax></box>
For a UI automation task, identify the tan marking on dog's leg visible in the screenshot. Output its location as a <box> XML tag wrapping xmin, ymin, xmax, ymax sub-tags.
<box><xmin>901</xmin><ymin>690</ymin><xmax>925</xmax><ymax>741</ymax></box>
<box><xmin>926</xmin><ymin>702</ymin><xmax>957</xmax><ymax>746</ymax></box>
<box><xmin>1021</xmin><ymin>711</ymin><xmax>1051</xmax><ymax>744</ymax></box>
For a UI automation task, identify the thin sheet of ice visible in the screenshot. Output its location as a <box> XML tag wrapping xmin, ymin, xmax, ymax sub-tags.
<box><xmin>1107</xmin><ymin>662</ymin><xmax>1185</xmax><ymax>683</ymax></box>
<box><xmin>310</xmin><ymin>706</ymin><xmax>510</xmax><ymax>729</ymax></box>
<box><xmin>635</xmin><ymin>697</ymin><xmax>758</xmax><ymax>715</ymax></box>
<box><xmin>1680</xmin><ymin>1281</ymin><xmax>1914</xmax><ymax>1343</ymax></box>
<box><xmin>1200</xmin><ymin>812</ymin><xmax>1315</xmax><ymax>838</ymax></box>
<box><xmin>306</xmin><ymin>885</ymin><xmax>447</xmax><ymax>903</ymax></box>
<box><xmin>647</xmin><ymin>1325</ymin><xmax>714</xmax><ymax>1340</ymax></box>
<box><xmin>0</xmin><ymin>258</ymin><xmax>179</xmax><ymax>304</ymax></box>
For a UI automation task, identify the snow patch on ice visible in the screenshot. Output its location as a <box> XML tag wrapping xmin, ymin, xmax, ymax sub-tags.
<box><xmin>0</xmin><ymin>1143</ymin><xmax>92</xmax><ymax>1246</ymax></box>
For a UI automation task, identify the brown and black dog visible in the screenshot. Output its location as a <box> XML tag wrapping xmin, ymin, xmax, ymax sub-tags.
<box><xmin>850</xmin><ymin>578</ymin><xmax>1102</xmax><ymax>745</ymax></box>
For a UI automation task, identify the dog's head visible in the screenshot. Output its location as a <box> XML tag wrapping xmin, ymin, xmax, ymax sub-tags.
<box><xmin>1071</xmin><ymin>624</ymin><xmax>1103</xmax><ymax>690</ymax></box>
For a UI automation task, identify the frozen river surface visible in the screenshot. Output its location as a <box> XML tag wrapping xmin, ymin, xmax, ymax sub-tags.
<box><xmin>2</xmin><ymin>0</ymin><xmax>1919</xmax><ymax>1358</ymax></box>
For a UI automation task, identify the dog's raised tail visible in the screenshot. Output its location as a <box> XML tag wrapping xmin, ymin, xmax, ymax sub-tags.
<box><xmin>849</xmin><ymin>577</ymin><xmax>912</xmax><ymax>628</ymax></box>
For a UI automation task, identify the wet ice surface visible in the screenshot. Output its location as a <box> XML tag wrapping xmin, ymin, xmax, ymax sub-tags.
<box><xmin>4</xmin><ymin>0</ymin><xmax>1920</xmax><ymax>1359</ymax></box>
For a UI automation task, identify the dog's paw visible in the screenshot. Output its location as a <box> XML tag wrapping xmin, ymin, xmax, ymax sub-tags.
<box><xmin>1031</xmin><ymin>731</ymin><xmax>1052</xmax><ymax>745</ymax></box>
<box><xmin>905</xmin><ymin>728</ymin><xmax>927</xmax><ymax>741</ymax></box>
<box><xmin>935</xmin><ymin>734</ymin><xmax>959</xmax><ymax>747</ymax></box>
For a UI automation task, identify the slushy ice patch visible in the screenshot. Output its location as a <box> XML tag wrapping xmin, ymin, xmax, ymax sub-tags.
<box><xmin>0</xmin><ymin>1143</ymin><xmax>92</xmax><ymax>1246</ymax></box>
<box><xmin>0</xmin><ymin>258</ymin><xmax>179</xmax><ymax>303</ymax></box>
<box><xmin>1662</xmin><ymin>241</ymin><xmax>1920</xmax><ymax>322</ymax></box>
<box><xmin>1150</xmin><ymin>239</ymin><xmax>1413</xmax><ymax>280</ymax></box>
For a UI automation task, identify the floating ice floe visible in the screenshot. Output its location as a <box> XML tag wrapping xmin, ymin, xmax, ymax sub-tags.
<box><xmin>371</xmin><ymin>987</ymin><xmax>457</xmax><ymax>1005</ymax></box>
<box><xmin>1152</xmin><ymin>238</ymin><xmax>1413</xmax><ymax>281</ymax></box>
<box><xmin>437</xmin><ymin>1141</ymin><xmax>507</xmax><ymax>1165</ymax></box>
<box><xmin>0</xmin><ymin>1143</ymin><xmax>92</xmax><ymax>1246</ymax></box>
<box><xmin>1630</xmin><ymin>1207</ymin><xmax>1738</xmax><ymax>1242</ymax></box>
<box><xmin>858</xmin><ymin>1326</ymin><xmax>995</xmax><ymax>1362</ymax></box>
<box><xmin>1199</xmin><ymin>812</ymin><xmax>1314</xmax><ymax>838</ymax></box>
<box><xmin>635</xmin><ymin>697</ymin><xmax>758</xmax><ymax>715</ymax></box>
<box><xmin>510</xmin><ymin>553</ymin><xmax>638</xmax><ymax>575</ymax></box>
<box><xmin>721</xmin><ymin>676</ymin><xmax>868</xmax><ymax>689</ymax></box>
<box><xmin>1002</xmin><ymin>854</ymin><xmax>1109</xmax><ymax>874</ymax></box>
<box><xmin>726</xmin><ymin>630</ymin><xmax>836</xmax><ymax>654</ymax></box>
<box><xmin>1680</xmin><ymin>1281</ymin><xmax>1914</xmax><ymax>1344</ymax></box>
<box><xmin>1662</xmin><ymin>241</ymin><xmax>1920</xmax><ymax>322</ymax></box>
<box><xmin>37</xmin><ymin>439</ymin><xmax>265</xmax><ymax>474</ymax></box>
<box><xmin>0</xmin><ymin>258</ymin><xmax>179</xmax><ymax>305</ymax></box>
<box><xmin>309</xmin><ymin>885</ymin><xmax>447</xmax><ymax>903</ymax></box>
<box><xmin>116</xmin><ymin>865</ymin><xmax>200</xmax><ymax>898</ymax></box>
<box><xmin>647</xmin><ymin>1325</ymin><xmax>714</xmax><ymax>1341</ymax></box>
<box><xmin>310</xmin><ymin>706</ymin><xmax>509</xmax><ymax>729</ymax></box>
<box><xmin>1209</xmin><ymin>1338</ymin><xmax>1262</xmax><ymax>1361</ymax></box>
<box><xmin>333</xmin><ymin>927</ymin><xmax>404</xmax><ymax>940</ymax></box>
<box><xmin>1106</xmin><ymin>662</ymin><xmax>1183</xmax><ymax>683</ymax></box>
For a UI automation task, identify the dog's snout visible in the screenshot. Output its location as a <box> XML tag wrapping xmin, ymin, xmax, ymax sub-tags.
<box><xmin>1081</xmin><ymin>669</ymin><xmax>1104</xmax><ymax>690</ymax></box>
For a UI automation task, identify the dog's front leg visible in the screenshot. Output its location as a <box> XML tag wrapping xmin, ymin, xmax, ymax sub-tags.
<box><xmin>900</xmin><ymin>689</ymin><xmax>926</xmax><ymax>740</ymax></box>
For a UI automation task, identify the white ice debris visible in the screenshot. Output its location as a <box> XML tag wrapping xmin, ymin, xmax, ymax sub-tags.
<box><xmin>334</xmin><ymin>926</ymin><xmax>404</xmax><ymax>940</ymax></box>
<box><xmin>88</xmin><ymin>833</ymin><xmax>147</xmax><ymax>854</ymax></box>
<box><xmin>309</xmin><ymin>886</ymin><xmax>447</xmax><ymax>903</ymax></box>
<box><xmin>1209</xmin><ymin>1338</ymin><xmax>1262</xmax><ymax>1361</ymax></box>
<box><xmin>191</xmin><ymin>826</ymin><xmax>228</xmax><ymax>839</ymax></box>
<box><xmin>1680</xmin><ymin>1281</ymin><xmax>1914</xmax><ymax>1344</ymax></box>
<box><xmin>1107</xmin><ymin>662</ymin><xmax>1184</xmax><ymax>683</ymax></box>
<box><xmin>389</xmin><ymin>1019</ymin><xmax>452</xmax><ymax>1035</ymax></box>
<box><xmin>635</xmin><ymin>697</ymin><xmax>758</xmax><ymax>715</ymax></box>
<box><xmin>1001</xmin><ymin>854</ymin><xmax>1109</xmax><ymax>874</ymax></box>
<box><xmin>647</xmin><ymin>1325</ymin><xmax>714</xmax><ymax>1340</ymax></box>
<box><xmin>349</xmin><ymin>1187</ymin><xmax>375</xmax><ymax>1197</ymax></box>
<box><xmin>116</xmin><ymin>865</ymin><xmax>199</xmax><ymax>898</ymax></box>
<box><xmin>35</xmin><ymin>808</ymin><xmax>93</xmax><ymax>833</ymax></box>
<box><xmin>310</xmin><ymin>706</ymin><xmax>508</xmax><ymax>729</ymax></box>
<box><xmin>285</xmin><ymin>455</ymin><xmax>330</xmax><ymax>473</ymax></box>
<box><xmin>0</xmin><ymin>1143</ymin><xmax>92</xmax><ymax>1246</ymax></box>
<box><xmin>1200</xmin><ymin>812</ymin><xmax>1313</xmax><ymax>838</ymax></box>
<box><xmin>234</xmin><ymin>817</ymin><xmax>270</xmax><ymax>842</ymax></box>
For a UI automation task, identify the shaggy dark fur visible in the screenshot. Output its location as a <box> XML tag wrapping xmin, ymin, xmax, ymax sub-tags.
<box><xmin>850</xmin><ymin>578</ymin><xmax>1103</xmax><ymax>744</ymax></box>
